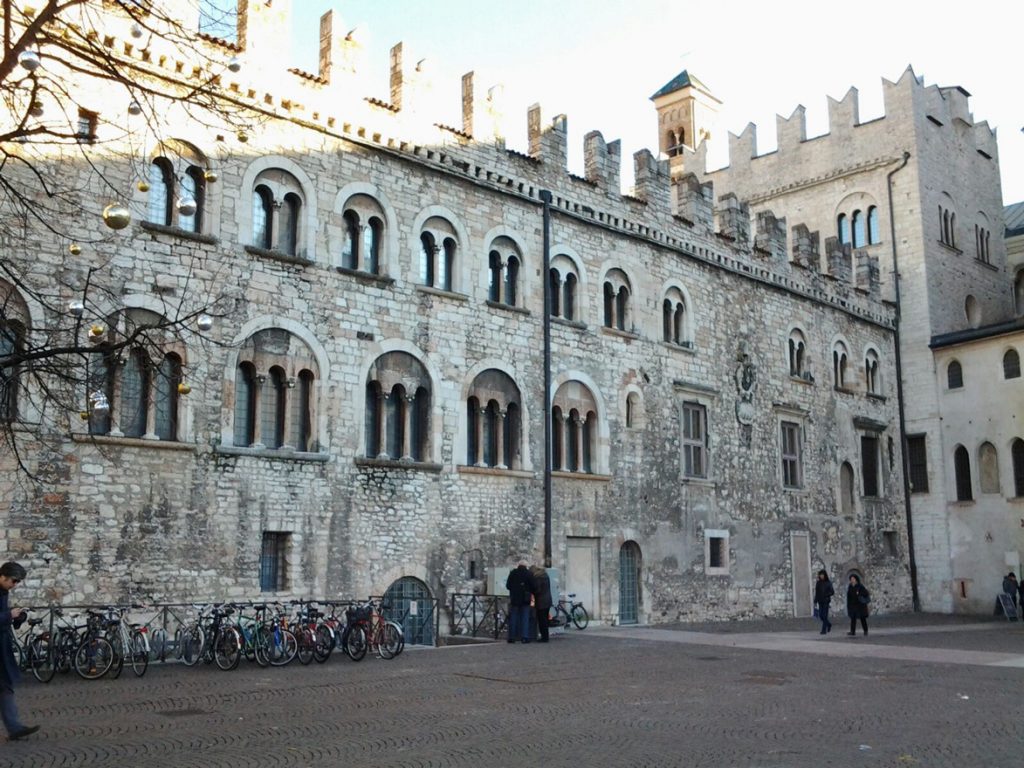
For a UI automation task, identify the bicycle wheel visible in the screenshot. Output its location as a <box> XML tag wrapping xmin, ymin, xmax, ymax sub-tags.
<box><xmin>252</xmin><ymin>626</ymin><xmax>271</xmax><ymax>667</ymax></box>
<box><xmin>30</xmin><ymin>636</ymin><xmax>56</xmax><ymax>683</ymax></box>
<box><xmin>56</xmin><ymin>630</ymin><xmax>76</xmax><ymax>674</ymax></box>
<box><xmin>296</xmin><ymin>627</ymin><xmax>315</xmax><ymax>665</ymax></box>
<box><xmin>130</xmin><ymin>632</ymin><xmax>149</xmax><ymax>677</ymax></box>
<box><xmin>178</xmin><ymin>625</ymin><xmax>204</xmax><ymax>666</ymax></box>
<box><xmin>149</xmin><ymin>628</ymin><xmax>168</xmax><ymax>661</ymax></box>
<box><xmin>74</xmin><ymin>636</ymin><xmax>114</xmax><ymax>680</ymax></box>
<box><xmin>107</xmin><ymin>631</ymin><xmax>125</xmax><ymax>679</ymax></box>
<box><xmin>313</xmin><ymin>624</ymin><xmax>333</xmax><ymax>663</ymax></box>
<box><xmin>214</xmin><ymin>627</ymin><xmax>242</xmax><ymax>671</ymax></box>
<box><xmin>385</xmin><ymin>621</ymin><xmax>405</xmax><ymax>657</ymax></box>
<box><xmin>268</xmin><ymin>628</ymin><xmax>297</xmax><ymax>666</ymax></box>
<box><xmin>378</xmin><ymin>622</ymin><xmax>403</xmax><ymax>660</ymax></box>
<box><xmin>571</xmin><ymin>604</ymin><xmax>590</xmax><ymax>629</ymax></box>
<box><xmin>344</xmin><ymin>624</ymin><xmax>368</xmax><ymax>661</ymax></box>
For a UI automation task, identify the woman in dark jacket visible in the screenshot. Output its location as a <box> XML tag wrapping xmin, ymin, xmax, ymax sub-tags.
<box><xmin>531</xmin><ymin>566</ymin><xmax>553</xmax><ymax>642</ymax></box>
<box><xmin>846</xmin><ymin>573</ymin><xmax>870</xmax><ymax>636</ymax></box>
<box><xmin>813</xmin><ymin>569</ymin><xmax>834</xmax><ymax>635</ymax></box>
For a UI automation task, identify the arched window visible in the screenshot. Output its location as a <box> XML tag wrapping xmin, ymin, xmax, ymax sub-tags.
<box><xmin>552</xmin><ymin>381</ymin><xmax>599</xmax><ymax>474</ymax></box>
<box><xmin>251</xmin><ymin>169</ymin><xmax>305</xmax><ymax>256</ymax></box>
<box><xmin>865</xmin><ymin>349</ymin><xmax>880</xmax><ymax>394</ymax></box>
<box><xmin>867</xmin><ymin>206</ymin><xmax>880</xmax><ymax>245</ymax></box>
<box><xmin>979</xmin><ymin>442</ymin><xmax>1000</xmax><ymax>494</ymax></box>
<box><xmin>233</xmin><ymin>329</ymin><xmax>318</xmax><ymax>451</ymax></box>
<box><xmin>832</xmin><ymin>341</ymin><xmax>849</xmax><ymax>390</ymax></box>
<box><xmin>252</xmin><ymin>185</ymin><xmax>273</xmax><ymax>249</ymax></box>
<box><xmin>1012</xmin><ymin>439</ymin><xmax>1024</xmax><ymax>498</ymax></box>
<box><xmin>365</xmin><ymin>351</ymin><xmax>432</xmax><ymax>462</ymax></box>
<box><xmin>418</xmin><ymin>216</ymin><xmax>460</xmax><ymax>291</ymax></box>
<box><xmin>341</xmin><ymin>210</ymin><xmax>359</xmax><ymax>270</ymax></box>
<box><xmin>851</xmin><ymin>210</ymin><xmax>865</xmax><ymax>248</ymax></box>
<box><xmin>549</xmin><ymin>256</ymin><xmax>579</xmax><ymax>321</ymax></box>
<box><xmin>465</xmin><ymin>369</ymin><xmax>522</xmax><ymax>469</ymax></box>
<box><xmin>485</xmin><ymin>237</ymin><xmax>523</xmax><ymax>308</ymax></box>
<box><xmin>340</xmin><ymin>194</ymin><xmax>386</xmax><ymax>274</ymax></box>
<box><xmin>1004</xmin><ymin>349</ymin><xmax>1021</xmax><ymax>380</ymax></box>
<box><xmin>965</xmin><ymin>295</ymin><xmax>981</xmax><ymax>327</ymax></box>
<box><xmin>954</xmin><ymin>445</ymin><xmax>972</xmax><ymax>501</ymax></box>
<box><xmin>234</xmin><ymin>362</ymin><xmax>257</xmax><ymax>447</ymax></box>
<box><xmin>154</xmin><ymin>353</ymin><xmax>181</xmax><ymax>441</ymax></box>
<box><xmin>147</xmin><ymin>158</ymin><xmax>173</xmax><ymax>226</ymax></box>
<box><xmin>488</xmin><ymin>250</ymin><xmax>502</xmax><ymax>303</ymax></box>
<box><xmin>88</xmin><ymin>354</ymin><xmax>113</xmax><ymax>436</ymax></box>
<box><xmin>279</xmin><ymin>193</ymin><xmax>301</xmax><ymax>256</ymax></box>
<box><xmin>441</xmin><ymin>238</ymin><xmax>456</xmax><ymax>292</ymax></box>
<box><xmin>419</xmin><ymin>232</ymin><xmax>436</xmax><ymax>286</ymax></box>
<box><xmin>947</xmin><ymin>360</ymin><xmax>963</xmax><ymax>389</ymax></box>
<box><xmin>0</xmin><ymin>298</ymin><xmax>25</xmax><ymax>422</ymax></box>
<box><xmin>619</xmin><ymin>541</ymin><xmax>642</xmax><ymax>625</ymax></box>
<box><xmin>837</xmin><ymin>214</ymin><xmax>850</xmax><ymax>245</ymax></box>
<box><xmin>178</xmin><ymin>166</ymin><xmax>204</xmax><ymax>233</ymax></box>
<box><xmin>120</xmin><ymin>348</ymin><xmax>150</xmax><ymax>438</ymax></box>
<box><xmin>662</xmin><ymin>289</ymin><xmax>689</xmax><ymax>346</ymax></box>
<box><xmin>603</xmin><ymin>269</ymin><xmax>632</xmax><ymax>331</ymax></box>
<box><xmin>625</xmin><ymin>392</ymin><xmax>639</xmax><ymax>428</ymax></box>
<box><xmin>788</xmin><ymin>328</ymin><xmax>808</xmax><ymax>378</ymax></box>
<box><xmin>505</xmin><ymin>256</ymin><xmax>519</xmax><ymax>307</ymax></box>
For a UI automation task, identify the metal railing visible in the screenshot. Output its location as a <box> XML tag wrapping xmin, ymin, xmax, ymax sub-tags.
<box><xmin>449</xmin><ymin>593</ymin><xmax>508</xmax><ymax>640</ymax></box>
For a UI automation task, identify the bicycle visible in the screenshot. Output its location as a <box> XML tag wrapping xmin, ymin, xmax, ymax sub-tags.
<box><xmin>74</xmin><ymin>611</ymin><xmax>116</xmax><ymax>680</ymax></box>
<box><xmin>104</xmin><ymin>606</ymin><xmax>150</xmax><ymax>678</ymax></box>
<box><xmin>549</xmin><ymin>593</ymin><xmax>589</xmax><ymax>629</ymax></box>
<box><xmin>343</xmin><ymin>600</ymin><xmax>403</xmax><ymax>661</ymax></box>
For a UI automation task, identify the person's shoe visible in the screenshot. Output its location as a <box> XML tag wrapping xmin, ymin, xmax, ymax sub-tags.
<box><xmin>539</xmin><ymin>638</ymin><xmax>549</xmax><ymax>643</ymax></box>
<box><xmin>10</xmin><ymin>725</ymin><xmax>40</xmax><ymax>740</ymax></box>
<box><xmin>820</xmin><ymin>629</ymin><xmax>827</xmax><ymax>635</ymax></box>
<box><xmin>847</xmin><ymin>631</ymin><xmax>856</xmax><ymax>636</ymax></box>
<box><xmin>863</xmin><ymin>629</ymin><xmax>868</xmax><ymax>636</ymax></box>
<box><xmin>506</xmin><ymin>639</ymin><xmax>516</xmax><ymax>643</ymax></box>
<box><xmin>827</xmin><ymin>624</ymin><xmax>832</xmax><ymax>633</ymax></box>
<box><xmin>522</xmin><ymin>639</ymin><xmax>531</xmax><ymax>644</ymax></box>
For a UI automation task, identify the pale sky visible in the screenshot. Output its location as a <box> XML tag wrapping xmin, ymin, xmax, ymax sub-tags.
<box><xmin>282</xmin><ymin>0</ymin><xmax>1024</xmax><ymax>205</ymax></box>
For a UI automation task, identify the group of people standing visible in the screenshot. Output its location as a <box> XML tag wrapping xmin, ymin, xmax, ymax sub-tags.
<box><xmin>505</xmin><ymin>561</ymin><xmax>553</xmax><ymax>643</ymax></box>
<box><xmin>813</xmin><ymin>570</ymin><xmax>871</xmax><ymax>636</ymax></box>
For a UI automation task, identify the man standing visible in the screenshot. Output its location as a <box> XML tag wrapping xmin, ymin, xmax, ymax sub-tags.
<box><xmin>505</xmin><ymin>560</ymin><xmax>536</xmax><ymax>644</ymax></box>
<box><xmin>1</xmin><ymin>562</ymin><xmax>39</xmax><ymax>741</ymax></box>
<box><xmin>531</xmin><ymin>566</ymin><xmax>553</xmax><ymax>642</ymax></box>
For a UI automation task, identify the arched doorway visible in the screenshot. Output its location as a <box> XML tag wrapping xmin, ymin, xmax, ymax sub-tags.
<box><xmin>619</xmin><ymin>541</ymin><xmax>642</xmax><ymax>625</ymax></box>
<box><xmin>383</xmin><ymin>576</ymin><xmax>435</xmax><ymax>646</ymax></box>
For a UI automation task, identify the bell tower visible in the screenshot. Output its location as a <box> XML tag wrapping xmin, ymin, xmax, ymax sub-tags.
<box><xmin>650</xmin><ymin>70</ymin><xmax>721</xmax><ymax>158</ymax></box>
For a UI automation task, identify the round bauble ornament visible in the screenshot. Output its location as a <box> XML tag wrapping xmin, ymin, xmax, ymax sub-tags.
<box><xmin>102</xmin><ymin>203</ymin><xmax>131</xmax><ymax>230</ymax></box>
<box><xmin>137</xmin><ymin>180</ymin><xmax>150</xmax><ymax>193</ymax></box>
<box><xmin>177</xmin><ymin>382</ymin><xmax>192</xmax><ymax>395</ymax></box>
<box><xmin>68</xmin><ymin>243</ymin><xmax>82</xmax><ymax>256</ymax></box>
<box><xmin>227</xmin><ymin>56</ymin><xmax>241</xmax><ymax>73</ymax></box>
<box><xmin>177</xmin><ymin>196</ymin><xmax>197</xmax><ymax>217</ymax></box>
<box><xmin>68</xmin><ymin>299</ymin><xmax>84</xmax><ymax>316</ymax></box>
<box><xmin>203</xmin><ymin>170</ymin><xmax>218</xmax><ymax>183</ymax></box>
<box><xmin>236</xmin><ymin>131</ymin><xmax>249</xmax><ymax>144</ymax></box>
<box><xmin>128</xmin><ymin>100</ymin><xmax>142</xmax><ymax>116</ymax></box>
<box><xmin>197</xmin><ymin>314</ymin><xmax>213</xmax><ymax>332</ymax></box>
<box><xmin>18</xmin><ymin>50</ymin><xmax>41</xmax><ymax>72</ymax></box>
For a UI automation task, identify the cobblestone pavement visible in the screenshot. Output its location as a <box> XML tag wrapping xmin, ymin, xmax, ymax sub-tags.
<box><xmin>4</xmin><ymin>618</ymin><xmax>1024</xmax><ymax>768</ymax></box>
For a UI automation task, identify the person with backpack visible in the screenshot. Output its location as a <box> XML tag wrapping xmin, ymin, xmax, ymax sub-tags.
<box><xmin>1</xmin><ymin>561</ymin><xmax>39</xmax><ymax>740</ymax></box>
<box><xmin>505</xmin><ymin>561</ymin><xmax>536</xmax><ymax>644</ymax></box>
<box><xmin>846</xmin><ymin>573</ymin><xmax>870</xmax><ymax>636</ymax></box>
<box><xmin>813</xmin><ymin>569</ymin><xmax>834</xmax><ymax>635</ymax></box>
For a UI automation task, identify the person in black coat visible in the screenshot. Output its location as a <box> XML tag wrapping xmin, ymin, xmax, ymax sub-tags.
<box><xmin>846</xmin><ymin>573</ymin><xmax>870</xmax><ymax>636</ymax></box>
<box><xmin>505</xmin><ymin>561</ymin><xmax>536</xmax><ymax>643</ymax></box>
<box><xmin>531</xmin><ymin>566</ymin><xmax>553</xmax><ymax>642</ymax></box>
<box><xmin>0</xmin><ymin>561</ymin><xmax>39</xmax><ymax>740</ymax></box>
<box><xmin>813</xmin><ymin>569</ymin><xmax>834</xmax><ymax>635</ymax></box>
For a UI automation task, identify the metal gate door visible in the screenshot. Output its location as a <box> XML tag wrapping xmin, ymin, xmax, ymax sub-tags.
<box><xmin>383</xmin><ymin>577</ymin><xmax>435</xmax><ymax>645</ymax></box>
<box><xmin>619</xmin><ymin>542</ymin><xmax>640</xmax><ymax>624</ymax></box>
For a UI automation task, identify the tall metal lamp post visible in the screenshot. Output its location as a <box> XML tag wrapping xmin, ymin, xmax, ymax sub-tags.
<box><xmin>540</xmin><ymin>189</ymin><xmax>553</xmax><ymax>568</ymax></box>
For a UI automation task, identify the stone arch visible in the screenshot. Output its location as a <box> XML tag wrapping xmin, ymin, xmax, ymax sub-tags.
<box><xmin>458</xmin><ymin>358</ymin><xmax>532</xmax><ymax>469</ymax></box>
<box><xmin>978</xmin><ymin>441</ymin><xmax>1000</xmax><ymax>494</ymax></box>
<box><xmin>622</xmin><ymin>384</ymin><xmax>644</xmax><ymax>429</ymax></box>
<box><xmin>551</xmin><ymin>370</ymin><xmax>609</xmax><ymax>474</ymax></box>
<box><xmin>238</xmin><ymin>154</ymin><xmax>319</xmax><ymax>262</ymax></box>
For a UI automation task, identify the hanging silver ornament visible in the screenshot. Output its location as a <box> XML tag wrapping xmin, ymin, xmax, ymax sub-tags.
<box><xmin>68</xmin><ymin>299</ymin><xmax>84</xmax><ymax>316</ymax></box>
<box><xmin>227</xmin><ymin>56</ymin><xmax>241</xmax><ymax>73</ymax></box>
<box><xmin>29</xmin><ymin>101</ymin><xmax>43</xmax><ymax>117</ymax></box>
<box><xmin>128</xmin><ymin>100</ymin><xmax>142</xmax><ymax>116</ymax></box>
<box><xmin>130</xmin><ymin>22</ymin><xmax>144</xmax><ymax>39</ymax></box>
<box><xmin>90</xmin><ymin>391</ymin><xmax>110</xmax><ymax>415</ymax></box>
<box><xmin>177</xmin><ymin>196</ymin><xmax>197</xmax><ymax>217</ymax></box>
<box><xmin>18</xmin><ymin>50</ymin><xmax>41</xmax><ymax>72</ymax></box>
<box><xmin>197</xmin><ymin>314</ymin><xmax>213</xmax><ymax>332</ymax></box>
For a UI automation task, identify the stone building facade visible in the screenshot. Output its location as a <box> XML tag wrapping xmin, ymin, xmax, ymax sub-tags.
<box><xmin>668</xmin><ymin>67</ymin><xmax>1023</xmax><ymax>612</ymax></box>
<box><xmin>0</xmin><ymin>1</ymin><xmax>917</xmax><ymax>629</ymax></box>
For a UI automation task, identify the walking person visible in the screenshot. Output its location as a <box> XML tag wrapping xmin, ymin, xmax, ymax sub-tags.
<box><xmin>531</xmin><ymin>565</ymin><xmax>553</xmax><ymax>643</ymax></box>
<box><xmin>0</xmin><ymin>561</ymin><xmax>39</xmax><ymax>741</ymax></box>
<box><xmin>846</xmin><ymin>573</ymin><xmax>870</xmax><ymax>636</ymax></box>
<box><xmin>505</xmin><ymin>561</ymin><xmax>536</xmax><ymax>644</ymax></box>
<box><xmin>813</xmin><ymin>569</ymin><xmax>834</xmax><ymax>635</ymax></box>
<box><xmin>1002</xmin><ymin>572</ymin><xmax>1019</xmax><ymax>612</ymax></box>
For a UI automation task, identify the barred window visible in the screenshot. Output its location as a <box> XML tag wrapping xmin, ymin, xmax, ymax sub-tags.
<box><xmin>906</xmin><ymin>435</ymin><xmax>929</xmax><ymax>493</ymax></box>
<box><xmin>861</xmin><ymin>435</ymin><xmax>880</xmax><ymax>497</ymax></box>
<box><xmin>681</xmin><ymin>402</ymin><xmax>707</xmax><ymax>479</ymax></box>
<box><xmin>781</xmin><ymin>421</ymin><xmax>803</xmax><ymax>489</ymax></box>
<box><xmin>259</xmin><ymin>532</ymin><xmax>290</xmax><ymax>592</ymax></box>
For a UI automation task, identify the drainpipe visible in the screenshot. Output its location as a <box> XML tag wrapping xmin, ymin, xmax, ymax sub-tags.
<box><xmin>886</xmin><ymin>151</ymin><xmax>920</xmax><ymax>611</ymax></box>
<box><xmin>540</xmin><ymin>190</ymin><xmax>553</xmax><ymax>568</ymax></box>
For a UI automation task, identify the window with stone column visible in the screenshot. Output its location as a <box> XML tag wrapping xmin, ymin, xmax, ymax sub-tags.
<box><xmin>250</xmin><ymin>169</ymin><xmax>305</xmax><ymax>257</ymax></box>
<box><xmin>552</xmin><ymin>381</ymin><xmax>599</xmax><ymax>474</ymax></box>
<box><xmin>788</xmin><ymin>328</ymin><xmax>809</xmax><ymax>379</ymax></box>
<box><xmin>548</xmin><ymin>255</ymin><xmax>579</xmax><ymax>321</ymax></box>
<box><xmin>464</xmin><ymin>369</ymin><xmax>522</xmax><ymax>469</ymax></box>
<box><xmin>832</xmin><ymin>340</ymin><xmax>849</xmax><ymax>390</ymax></box>
<box><xmin>231</xmin><ymin>329</ymin><xmax>319</xmax><ymax>451</ymax></box>
<box><xmin>864</xmin><ymin>348</ymin><xmax>881</xmax><ymax>395</ymax></box>
<box><xmin>146</xmin><ymin>141</ymin><xmax>208</xmax><ymax>234</ymax></box>
<box><xmin>602</xmin><ymin>268</ymin><xmax>632</xmax><ymax>332</ymax></box>
<box><xmin>339</xmin><ymin>194</ymin><xmax>385</xmax><ymax>274</ymax></box>
<box><xmin>364</xmin><ymin>351</ymin><xmax>432</xmax><ymax>462</ymax></box>
<box><xmin>486</xmin><ymin>238</ymin><xmax>522</xmax><ymax>308</ymax></box>
<box><xmin>85</xmin><ymin>309</ymin><xmax>187</xmax><ymax>441</ymax></box>
<box><xmin>662</xmin><ymin>287</ymin><xmax>689</xmax><ymax>347</ymax></box>
<box><xmin>419</xmin><ymin>217</ymin><xmax>459</xmax><ymax>291</ymax></box>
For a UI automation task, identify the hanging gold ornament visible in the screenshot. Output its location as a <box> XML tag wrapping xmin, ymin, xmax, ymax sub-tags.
<box><xmin>203</xmin><ymin>170</ymin><xmax>218</xmax><ymax>183</ymax></box>
<box><xmin>237</xmin><ymin>131</ymin><xmax>249</xmax><ymax>144</ymax></box>
<box><xmin>68</xmin><ymin>243</ymin><xmax>81</xmax><ymax>256</ymax></box>
<box><xmin>177</xmin><ymin>382</ymin><xmax>192</xmax><ymax>395</ymax></box>
<box><xmin>102</xmin><ymin>203</ymin><xmax>131</xmax><ymax>230</ymax></box>
<box><xmin>79</xmin><ymin>411</ymin><xmax>90</xmax><ymax>421</ymax></box>
<box><xmin>137</xmin><ymin>180</ymin><xmax>150</xmax><ymax>193</ymax></box>
<box><xmin>88</xmin><ymin>324</ymin><xmax>105</xmax><ymax>340</ymax></box>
